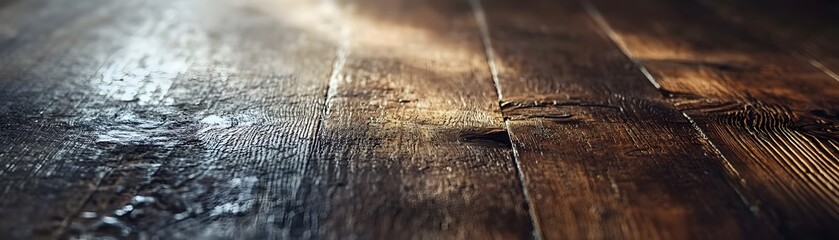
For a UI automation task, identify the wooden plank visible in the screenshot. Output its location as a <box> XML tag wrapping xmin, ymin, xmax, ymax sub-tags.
<box><xmin>0</xmin><ymin>1</ymin><xmax>157</xmax><ymax>238</ymax></box>
<box><xmin>1</xmin><ymin>0</ymin><xmax>343</xmax><ymax>238</ymax></box>
<box><xmin>585</xmin><ymin>0</ymin><xmax>839</xmax><ymax>238</ymax></box>
<box><xmin>0</xmin><ymin>0</ymin><xmax>535</xmax><ymax>239</ymax></box>
<box><xmin>290</xmin><ymin>0</ymin><xmax>534</xmax><ymax>238</ymax></box>
<box><xmin>476</xmin><ymin>0</ymin><xmax>779</xmax><ymax>239</ymax></box>
<box><xmin>695</xmin><ymin>0</ymin><xmax>839</xmax><ymax>81</ymax></box>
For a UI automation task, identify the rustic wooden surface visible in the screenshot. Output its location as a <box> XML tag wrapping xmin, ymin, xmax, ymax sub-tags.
<box><xmin>585</xmin><ymin>0</ymin><xmax>839</xmax><ymax>238</ymax></box>
<box><xmin>479</xmin><ymin>0</ymin><xmax>777</xmax><ymax>239</ymax></box>
<box><xmin>0</xmin><ymin>0</ymin><xmax>836</xmax><ymax>239</ymax></box>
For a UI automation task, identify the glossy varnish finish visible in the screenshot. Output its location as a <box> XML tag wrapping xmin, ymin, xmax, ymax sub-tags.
<box><xmin>0</xmin><ymin>0</ymin><xmax>836</xmax><ymax>239</ymax></box>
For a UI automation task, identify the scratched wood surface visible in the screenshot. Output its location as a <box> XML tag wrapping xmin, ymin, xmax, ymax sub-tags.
<box><xmin>285</xmin><ymin>0</ymin><xmax>533</xmax><ymax>238</ymax></box>
<box><xmin>477</xmin><ymin>0</ymin><xmax>779</xmax><ymax>239</ymax></box>
<box><xmin>0</xmin><ymin>0</ymin><xmax>534</xmax><ymax>239</ymax></box>
<box><xmin>2</xmin><ymin>0</ymin><xmax>346</xmax><ymax>238</ymax></box>
<box><xmin>0</xmin><ymin>0</ymin><xmax>837</xmax><ymax>239</ymax></box>
<box><xmin>586</xmin><ymin>0</ymin><xmax>839</xmax><ymax>238</ymax></box>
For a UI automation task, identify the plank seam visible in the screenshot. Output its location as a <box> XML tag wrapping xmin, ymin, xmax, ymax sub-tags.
<box><xmin>468</xmin><ymin>0</ymin><xmax>503</xmax><ymax>100</ymax></box>
<box><xmin>324</xmin><ymin>21</ymin><xmax>351</xmax><ymax>118</ymax></box>
<box><xmin>294</xmin><ymin>8</ymin><xmax>350</xmax><ymax>235</ymax></box>
<box><xmin>469</xmin><ymin>0</ymin><xmax>543</xmax><ymax>239</ymax></box>
<box><xmin>580</xmin><ymin>0</ymin><xmax>767</xmax><ymax>223</ymax></box>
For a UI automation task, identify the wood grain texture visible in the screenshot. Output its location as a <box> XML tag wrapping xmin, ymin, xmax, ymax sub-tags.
<box><xmin>476</xmin><ymin>0</ymin><xmax>778</xmax><ymax>239</ymax></box>
<box><xmin>585</xmin><ymin>0</ymin><xmax>839</xmax><ymax>238</ymax></box>
<box><xmin>0</xmin><ymin>0</ymin><xmax>534</xmax><ymax>239</ymax></box>
<box><xmin>1</xmin><ymin>0</ymin><xmax>338</xmax><ymax>238</ymax></box>
<box><xmin>2</xmin><ymin>0</ymin><xmax>839</xmax><ymax>239</ymax></box>
<box><xmin>291</xmin><ymin>0</ymin><xmax>533</xmax><ymax>238</ymax></box>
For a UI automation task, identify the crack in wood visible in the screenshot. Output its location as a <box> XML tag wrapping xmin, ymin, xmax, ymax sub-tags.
<box><xmin>457</xmin><ymin>128</ymin><xmax>513</xmax><ymax>148</ymax></box>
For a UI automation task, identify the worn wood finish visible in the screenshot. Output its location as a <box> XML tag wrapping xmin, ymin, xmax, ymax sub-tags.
<box><xmin>1</xmin><ymin>0</ymin><xmax>345</xmax><ymax>238</ymax></box>
<box><xmin>285</xmin><ymin>0</ymin><xmax>534</xmax><ymax>238</ymax></box>
<box><xmin>0</xmin><ymin>0</ymin><xmax>534</xmax><ymax>239</ymax></box>
<box><xmin>2</xmin><ymin>0</ymin><xmax>839</xmax><ymax>239</ymax></box>
<box><xmin>476</xmin><ymin>0</ymin><xmax>779</xmax><ymax>239</ymax></box>
<box><xmin>586</xmin><ymin>0</ymin><xmax>839</xmax><ymax>238</ymax></box>
<box><xmin>0</xmin><ymin>0</ymin><xmax>177</xmax><ymax>237</ymax></box>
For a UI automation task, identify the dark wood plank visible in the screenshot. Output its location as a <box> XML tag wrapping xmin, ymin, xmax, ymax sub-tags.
<box><xmin>476</xmin><ymin>0</ymin><xmax>779</xmax><ymax>239</ymax></box>
<box><xmin>0</xmin><ymin>1</ymin><xmax>164</xmax><ymax>238</ymax></box>
<box><xmin>0</xmin><ymin>0</ymin><xmax>535</xmax><ymax>239</ymax></box>
<box><xmin>585</xmin><ymin>0</ymin><xmax>839</xmax><ymax>238</ymax></box>
<box><xmin>1</xmin><ymin>0</ymin><xmax>342</xmax><ymax>238</ymax></box>
<box><xmin>696</xmin><ymin>0</ymin><xmax>839</xmax><ymax>81</ymax></box>
<box><xmin>290</xmin><ymin>0</ymin><xmax>534</xmax><ymax>238</ymax></box>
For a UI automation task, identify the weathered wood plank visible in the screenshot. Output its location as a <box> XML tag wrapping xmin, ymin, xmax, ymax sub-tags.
<box><xmin>476</xmin><ymin>0</ymin><xmax>778</xmax><ymax>239</ymax></box>
<box><xmin>1</xmin><ymin>0</ymin><xmax>343</xmax><ymax>238</ymax></box>
<box><xmin>290</xmin><ymin>0</ymin><xmax>534</xmax><ymax>238</ymax></box>
<box><xmin>586</xmin><ymin>0</ymin><xmax>839</xmax><ymax>238</ymax></box>
<box><xmin>0</xmin><ymin>1</ymin><xmax>161</xmax><ymax>238</ymax></box>
<box><xmin>0</xmin><ymin>0</ymin><xmax>535</xmax><ymax>239</ymax></box>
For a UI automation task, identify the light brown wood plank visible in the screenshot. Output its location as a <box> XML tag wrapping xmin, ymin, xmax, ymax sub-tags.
<box><xmin>586</xmin><ymin>0</ymin><xmax>839</xmax><ymax>238</ymax></box>
<box><xmin>290</xmin><ymin>0</ymin><xmax>534</xmax><ymax>238</ymax></box>
<box><xmin>476</xmin><ymin>0</ymin><xmax>779</xmax><ymax>239</ymax></box>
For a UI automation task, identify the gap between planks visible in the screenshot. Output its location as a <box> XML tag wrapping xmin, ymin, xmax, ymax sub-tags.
<box><xmin>580</xmin><ymin>0</ymin><xmax>765</xmax><ymax>224</ymax></box>
<box><xmin>470</xmin><ymin>0</ymin><xmax>544</xmax><ymax>239</ymax></box>
<box><xmin>306</xmin><ymin>6</ymin><xmax>351</xmax><ymax>181</ymax></box>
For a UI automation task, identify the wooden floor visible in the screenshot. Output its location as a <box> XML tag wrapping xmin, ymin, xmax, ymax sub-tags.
<box><xmin>1</xmin><ymin>0</ymin><xmax>837</xmax><ymax>239</ymax></box>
